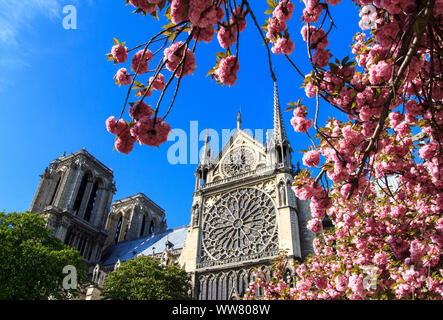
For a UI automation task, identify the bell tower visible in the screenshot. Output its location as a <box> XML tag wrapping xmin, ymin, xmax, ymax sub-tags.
<box><xmin>179</xmin><ymin>82</ymin><xmax>313</xmax><ymax>299</ymax></box>
<box><xmin>30</xmin><ymin>149</ymin><xmax>116</xmax><ymax>269</ymax></box>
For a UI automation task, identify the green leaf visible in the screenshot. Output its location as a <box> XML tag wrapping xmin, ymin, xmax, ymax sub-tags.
<box><xmin>150</xmin><ymin>8</ymin><xmax>159</xmax><ymax>20</ymax></box>
<box><xmin>113</xmin><ymin>38</ymin><xmax>119</xmax><ymax>45</ymax></box>
<box><xmin>206</xmin><ymin>68</ymin><xmax>215</xmax><ymax>77</ymax></box>
<box><xmin>267</xmin><ymin>0</ymin><xmax>276</xmax><ymax>9</ymax></box>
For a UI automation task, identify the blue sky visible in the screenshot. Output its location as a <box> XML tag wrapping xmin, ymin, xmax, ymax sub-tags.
<box><xmin>0</xmin><ymin>1</ymin><xmax>359</xmax><ymax>228</ymax></box>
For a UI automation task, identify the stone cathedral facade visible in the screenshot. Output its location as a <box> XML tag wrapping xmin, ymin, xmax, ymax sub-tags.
<box><xmin>179</xmin><ymin>83</ymin><xmax>313</xmax><ymax>299</ymax></box>
<box><xmin>29</xmin><ymin>83</ymin><xmax>314</xmax><ymax>300</ymax></box>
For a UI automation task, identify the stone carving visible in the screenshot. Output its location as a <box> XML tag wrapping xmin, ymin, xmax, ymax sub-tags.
<box><xmin>221</xmin><ymin>147</ymin><xmax>256</xmax><ymax>177</ymax></box>
<box><xmin>201</xmin><ymin>187</ymin><xmax>278</xmax><ymax>264</ymax></box>
<box><xmin>192</xmin><ymin>204</ymin><xmax>200</xmax><ymax>227</ymax></box>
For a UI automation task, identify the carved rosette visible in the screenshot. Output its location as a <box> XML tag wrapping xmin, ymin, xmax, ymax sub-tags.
<box><xmin>200</xmin><ymin>187</ymin><xmax>278</xmax><ymax>265</ymax></box>
<box><xmin>221</xmin><ymin>147</ymin><xmax>256</xmax><ymax>177</ymax></box>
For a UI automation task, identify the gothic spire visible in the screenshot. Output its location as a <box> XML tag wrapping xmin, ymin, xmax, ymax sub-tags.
<box><xmin>273</xmin><ymin>81</ymin><xmax>288</xmax><ymax>143</ymax></box>
<box><xmin>200</xmin><ymin>129</ymin><xmax>212</xmax><ymax>165</ymax></box>
<box><xmin>237</xmin><ymin>110</ymin><xmax>242</xmax><ymax>130</ymax></box>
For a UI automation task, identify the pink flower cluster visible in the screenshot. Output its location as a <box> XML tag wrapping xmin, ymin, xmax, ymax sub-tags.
<box><xmin>191</xmin><ymin>25</ymin><xmax>215</xmax><ymax>43</ymax></box>
<box><xmin>302</xmin><ymin>0</ymin><xmax>323</xmax><ymax>23</ymax></box>
<box><xmin>273</xmin><ymin>1</ymin><xmax>295</xmax><ymax>22</ymax></box>
<box><xmin>302</xmin><ymin>150</ymin><xmax>320</xmax><ymax>167</ymax></box>
<box><xmin>214</xmin><ymin>55</ymin><xmax>240</xmax><ymax>86</ymax></box>
<box><xmin>128</xmin><ymin>0</ymin><xmax>158</xmax><ymax>14</ymax></box>
<box><xmin>217</xmin><ymin>25</ymin><xmax>237</xmax><ymax>49</ymax></box>
<box><xmin>163</xmin><ymin>41</ymin><xmax>196</xmax><ymax>77</ymax></box>
<box><xmin>115</xmin><ymin>68</ymin><xmax>132</xmax><ymax>86</ymax></box>
<box><xmin>128</xmin><ymin>100</ymin><xmax>153</xmax><ymax>121</ymax></box>
<box><xmin>290</xmin><ymin>105</ymin><xmax>313</xmax><ymax>133</ymax></box>
<box><xmin>271</xmin><ymin>37</ymin><xmax>295</xmax><ymax>55</ymax></box>
<box><xmin>131</xmin><ymin>49</ymin><xmax>153</xmax><ymax>74</ymax></box>
<box><xmin>111</xmin><ymin>44</ymin><xmax>128</xmax><ymax>63</ymax></box>
<box><xmin>265</xmin><ymin>1</ymin><xmax>295</xmax><ymax>55</ymax></box>
<box><xmin>106</xmin><ymin>98</ymin><xmax>171</xmax><ymax>153</ymax></box>
<box><xmin>188</xmin><ymin>0</ymin><xmax>224</xmax><ymax>28</ymax></box>
<box><xmin>130</xmin><ymin>116</ymin><xmax>171</xmax><ymax>147</ymax></box>
<box><xmin>105</xmin><ymin>116</ymin><xmax>137</xmax><ymax>155</ymax></box>
<box><xmin>149</xmin><ymin>73</ymin><xmax>165</xmax><ymax>91</ymax></box>
<box><xmin>170</xmin><ymin>0</ymin><xmax>225</xmax><ymax>27</ymax></box>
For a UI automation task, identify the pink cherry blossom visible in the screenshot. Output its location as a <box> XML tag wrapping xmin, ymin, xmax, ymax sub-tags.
<box><xmin>130</xmin><ymin>116</ymin><xmax>171</xmax><ymax>147</ymax></box>
<box><xmin>115</xmin><ymin>68</ymin><xmax>132</xmax><ymax>86</ymax></box>
<box><xmin>129</xmin><ymin>100</ymin><xmax>153</xmax><ymax>121</ymax></box>
<box><xmin>164</xmin><ymin>41</ymin><xmax>196</xmax><ymax>77</ymax></box>
<box><xmin>111</xmin><ymin>44</ymin><xmax>128</xmax><ymax>63</ymax></box>
<box><xmin>105</xmin><ymin>116</ymin><xmax>126</xmax><ymax>135</ymax></box>
<box><xmin>114</xmin><ymin>128</ymin><xmax>137</xmax><ymax>155</ymax></box>
<box><xmin>217</xmin><ymin>25</ymin><xmax>237</xmax><ymax>49</ymax></box>
<box><xmin>303</xmin><ymin>150</ymin><xmax>320</xmax><ymax>167</ymax></box>
<box><xmin>215</xmin><ymin>55</ymin><xmax>240</xmax><ymax>86</ymax></box>
<box><xmin>273</xmin><ymin>1</ymin><xmax>295</xmax><ymax>22</ymax></box>
<box><xmin>307</xmin><ymin>218</ymin><xmax>323</xmax><ymax>233</ymax></box>
<box><xmin>149</xmin><ymin>73</ymin><xmax>165</xmax><ymax>91</ymax></box>
<box><xmin>170</xmin><ymin>0</ymin><xmax>189</xmax><ymax>24</ymax></box>
<box><xmin>131</xmin><ymin>49</ymin><xmax>153</xmax><ymax>74</ymax></box>
<box><xmin>271</xmin><ymin>37</ymin><xmax>295</xmax><ymax>55</ymax></box>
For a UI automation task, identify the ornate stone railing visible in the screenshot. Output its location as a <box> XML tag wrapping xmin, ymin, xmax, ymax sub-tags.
<box><xmin>196</xmin><ymin>249</ymin><xmax>280</xmax><ymax>269</ymax></box>
<box><xmin>200</xmin><ymin>164</ymin><xmax>287</xmax><ymax>190</ymax></box>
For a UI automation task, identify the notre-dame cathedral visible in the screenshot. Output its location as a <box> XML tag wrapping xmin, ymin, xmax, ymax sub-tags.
<box><xmin>29</xmin><ymin>83</ymin><xmax>314</xmax><ymax>300</ymax></box>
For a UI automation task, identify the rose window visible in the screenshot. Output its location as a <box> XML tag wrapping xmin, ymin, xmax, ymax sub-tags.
<box><xmin>201</xmin><ymin>188</ymin><xmax>277</xmax><ymax>261</ymax></box>
<box><xmin>221</xmin><ymin>147</ymin><xmax>256</xmax><ymax>177</ymax></box>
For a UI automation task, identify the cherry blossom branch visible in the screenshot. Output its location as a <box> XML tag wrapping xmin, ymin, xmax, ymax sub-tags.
<box><xmin>347</xmin><ymin>0</ymin><xmax>435</xmax><ymax>199</ymax></box>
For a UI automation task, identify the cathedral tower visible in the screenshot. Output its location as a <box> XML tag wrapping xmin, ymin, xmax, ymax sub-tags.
<box><xmin>29</xmin><ymin>149</ymin><xmax>116</xmax><ymax>268</ymax></box>
<box><xmin>103</xmin><ymin>193</ymin><xmax>167</xmax><ymax>249</ymax></box>
<box><xmin>179</xmin><ymin>83</ymin><xmax>313</xmax><ymax>299</ymax></box>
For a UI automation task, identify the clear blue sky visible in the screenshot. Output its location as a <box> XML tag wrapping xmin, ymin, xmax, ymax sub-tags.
<box><xmin>0</xmin><ymin>1</ymin><xmax>359</xmax><ymax>228</ymax></box>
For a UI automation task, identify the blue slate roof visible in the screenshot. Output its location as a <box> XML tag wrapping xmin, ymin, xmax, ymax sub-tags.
<box><xmin>101</xmin><ymin>225</ymin><xmax>188</xmax><ymax>266</ymax></box>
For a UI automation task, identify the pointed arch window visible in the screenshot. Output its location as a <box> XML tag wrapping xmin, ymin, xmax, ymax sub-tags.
<box><xmin>84</xmin><ymin>181</ymin><xmax>99</xmax><ymax>222</ymax></box>
<box><xmin>114</xmin><ymin>217</ymin><xmax>122</xmax><ymax>244</ymax></box>
<box><xmin>149</xmin><ymin>221</ymin><xmax>154</xmax><ymax>234</ymax></box>
<box><xmin>49</xmin><ymin>173</ymin><xmax>62</xmax><ymax>205</ymax></box>
<box><xmin>73</xmin><ymin>173</ymin><xmax>90</xmax><ymax>214</ymax></box>
<box><xmin>140</xmin><ymin>215</ymin><xmax>146</xmax><ymax>237</ymax></box>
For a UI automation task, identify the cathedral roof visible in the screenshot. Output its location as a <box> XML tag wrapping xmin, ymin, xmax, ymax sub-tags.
<box><xmin>101</xmin><ymin>225</ymin><xmax>188</xmax><ymax>266</ymax></box>
<box><xmin>54</xmin><ymin>148</ymin><xmax>114</xmax><ymax>176</ymax></box>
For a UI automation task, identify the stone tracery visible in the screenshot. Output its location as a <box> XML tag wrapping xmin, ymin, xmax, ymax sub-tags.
<box><xmin>221</xmin><ymin>147</ymin><xmax>256</xmax><ymax>177</ymax></box>
<box><xmin>201</xmin><ymin>187</ymin><xmax>278</xmax><ymax>263</ymax></box>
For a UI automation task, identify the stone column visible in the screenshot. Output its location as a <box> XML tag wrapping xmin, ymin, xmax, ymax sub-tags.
<box><xmin>29</xmin><ymin>168</ymin><xmax>51</xmax><ymax>213</ymax></box>
<box><xmin>90</xmin><ymin>186</ymin><xmax>106</xmax><ymax>228</ymax></box>
<box><xmin>126</xmin><ymin>206</ymin><xmax>143</xmax><ymax>241</ymax></box>
<box><xmin>55</xmin><ymin>164</ymin><xmax>78</xmax><ymax>209</ymax></box>
<box><xmin>71</xmin><ymin>233</ymin><xmax>80</xmax><ymax>249</ymax></box>
<box><xmin>90</xmin><ymin>243</ymin><xmax>101</xmax><ymax>264</ymax></box>
<box><xmin>55</xmin><ymin>215</ymin><xmax>71</xmax><ymax>242</ymax></box>
<box><xmin>99</xmin><ymin>186</ymin><xmax>115</xmax><ymax>230</ymax></box>
<box><xmin>277</xmin><ymin>206</ymin><xmax>302</xmax><ymax>259</ymax></box>
<box><xmin>66</xmin><ymin>166</ymin><xmax>84</xmax><ymax>211</ymax></box>
<box><xmin>119</xmin><ymin>211</ymin><xmax>131</xmax><ymax>242</ymax></box>
<box><xmin>195</xmin><ymin>171</ymin><xmax>200</xmax><ymax>191</ymax></box>
<box><xmin>78</xmin><ymin>180</ymin><xmax>94</xmax><ymax>219</ymax></box>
